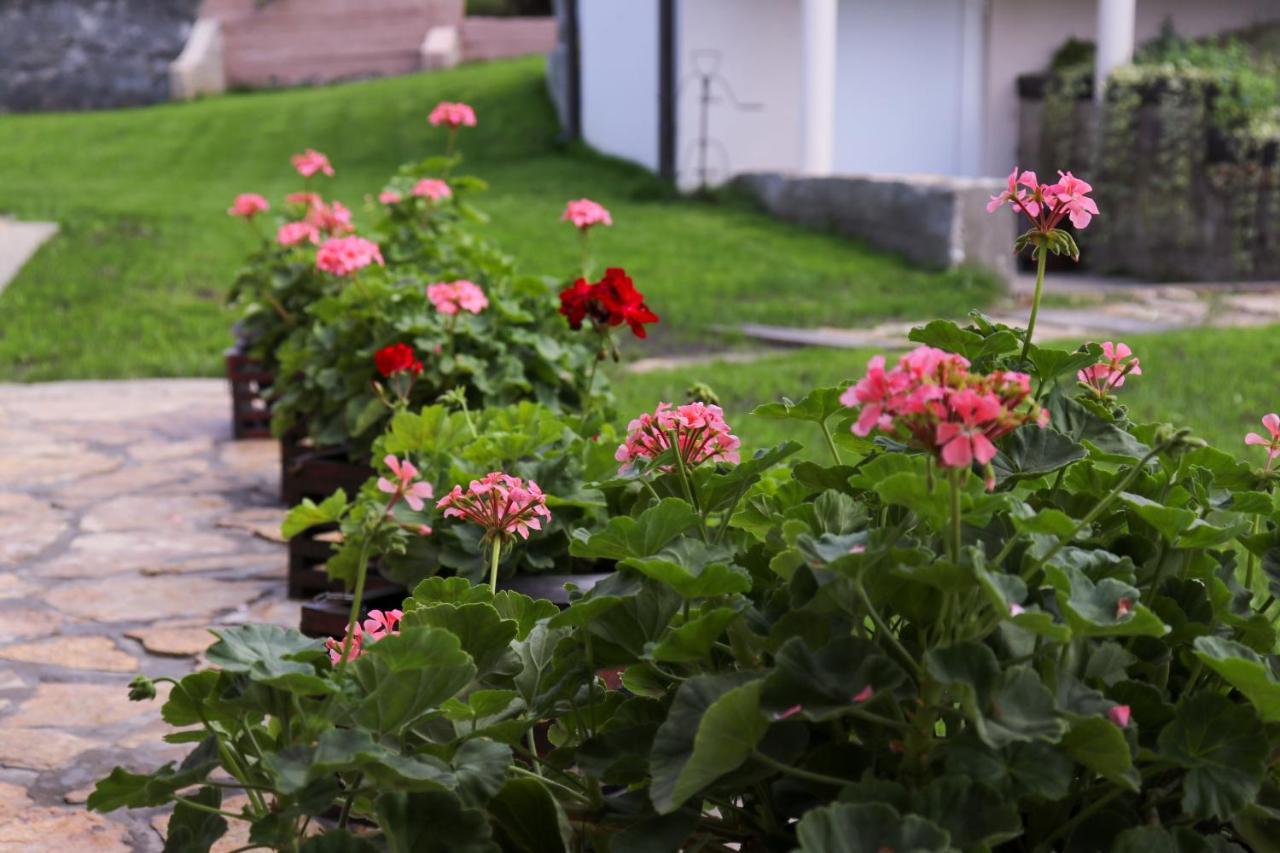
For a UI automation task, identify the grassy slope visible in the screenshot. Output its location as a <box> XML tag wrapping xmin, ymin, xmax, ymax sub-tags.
<box><xmin>0</xmin><ymin>58</ymin><xmax>994</xmax><ymax>381</ymax></box>
<box><xmin>612</xmin><ymin>324</ymin><xmax>1280</xmax><ymax>460</ymax></box>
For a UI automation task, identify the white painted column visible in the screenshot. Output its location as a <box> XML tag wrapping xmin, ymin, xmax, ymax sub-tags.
<box><xmin>800</xmin><ymin>0</ymin><xmax>837</xmax><ymax>174</ymax></box>
<box><xmin>1094</xmin><ymin>0</ymin><xmax>1136</xmax><ymax>101</ymax></box>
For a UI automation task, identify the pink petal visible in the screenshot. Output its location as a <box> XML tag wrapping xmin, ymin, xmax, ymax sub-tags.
<box><xmin>377</xmin><ymin>477</ymin><xmax>396</xmax><ymax>495</ymax></box>
<box><xmin>1264</xmin><ymin>413</ymin><xmax>1280</xmax><ymax>437</ymax></box>
<box><xmin>940</xmin><ymin>435</ymin><xmax>973</xmax><ymax>468</ymax></box>
<box><xmin>1246</xmin><ymin>432</ymin><xmax>1269</xmax><ymax>447</ymax></box>
<box><xmin>1106</xmin><ymin>705</ymin><xmax>1131</xmax><ymax>728</ymax></box>
<box><xmin>853</xmin><ymin>685</ymin><xmax>873</xmax><ymax>703</ymax></box>
<box><xmin>404</xmin><ymin>494</ymin><xmax>425</xmax><ymax>512</ymax></box>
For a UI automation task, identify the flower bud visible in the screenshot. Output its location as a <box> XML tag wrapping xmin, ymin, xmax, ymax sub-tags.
<box><xmin>128</xmin><ymin>675</ymin><xmax>157</xmax><ymax>702</ymax></box>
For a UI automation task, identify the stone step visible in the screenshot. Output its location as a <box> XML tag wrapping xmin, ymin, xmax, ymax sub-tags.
<box><xmin>0</xmin><ymin>219</ymin><xmax>58</xmax><ymax>297</ymax></box>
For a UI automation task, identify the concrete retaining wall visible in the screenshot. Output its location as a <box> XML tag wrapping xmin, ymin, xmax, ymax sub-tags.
<box><xmin>732</xmin><ymin>172</ymin><xmax>1015</xmax><ymax>282</ymax></box>
<box><xmin>0</xmin><ymin>0</ymin><xmax>200</xmax><ymax>112</ymax></box>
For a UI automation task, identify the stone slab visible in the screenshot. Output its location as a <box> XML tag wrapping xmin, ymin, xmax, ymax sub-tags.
<box><xmin>0</xmin><ymin>220</ymin><xmax>57</xmax><ymax>297</ymax></box>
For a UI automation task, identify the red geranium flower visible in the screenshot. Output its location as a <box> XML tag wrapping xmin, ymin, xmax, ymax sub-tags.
<box><xmin>557</xmin><ymin>267</ymin><xmax>658</xmax><ymax>339</ymax></box>
<box><xmin>374</xmin><ymin>343</ymin><xmax>423</xmax><ymax>377</ymax></box>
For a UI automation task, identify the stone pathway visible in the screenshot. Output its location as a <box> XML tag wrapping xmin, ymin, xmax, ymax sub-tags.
<box><xmin>733</xmin><ymin>278</ymin><xmax>1280</xmax><ymax>352</ymax></box>
<box><xmin>0</xmin><ymin>379</ymin><xmax>297</xmax><ymax>851</ymax></box>
<box><xmin>0</xmin><ymin>218</ymin><xmax>58</xmax><ymax>297</ymax></box>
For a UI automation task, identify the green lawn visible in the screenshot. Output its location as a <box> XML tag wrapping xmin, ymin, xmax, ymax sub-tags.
<box><xmin>612</xmin><ymin>324</ymin><xmax>1280</xmax><ymax>460</ymax></box>
<box><xmin>0</xmin><ymin>58</ymin><xmax>994</xmax><ymax>381</ymax></box>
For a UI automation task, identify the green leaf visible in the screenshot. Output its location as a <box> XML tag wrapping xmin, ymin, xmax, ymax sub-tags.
<box><xmin>569</xmin><ymin>498</ymin><xmax>699</xmax><ymax>561</ymax></box>
<box><xmin>913</xmin><ymin>776</ymin><xmax>1021</xmax><ymax>847</ymax></box>
<box><xmin>649</xmin><ymin>674</ymin><xmax>767</xmax><ymax>814</ymax></box>
<box><xmin>1158</xmin><ymin>692</ymin><xmax>1265</xmax><ymax>820</ymax></box>
<box><xmin>794</xmin><ymin>802</ymin><xmax>955</xmax><ymax>853</ymax></box>
<box><xmin>163</xmin><ymin>785</ymin><xmax>227</xmax><ymax>853</ymax></box>
<box><xmin>1193</xmin><ymin>636</ymin><xmax>1280</xmax><ymax>722</ymax></box>
<box><xmin>1027</xmin><ymin>343</ymin><xmax>1102</xmax><ymax>388</ymax></box>
<box><xmin>977</xmin><ymin>666</ymin><xmax>1066</xmax><ymax>748</ymax></box>
<box><xmin>205</xmin><ymin>624</ymin><xmax>332</xmax><ymax>695</ymax></box>
<box><xmin>1049</xmin><ymin>392</ymin><xmax>1149</xmax><ymax>461</ymax></box>
<box><xmin>622</xmin><ymin>547</ymin><xmax>751</xmax><ymax>599</ymax></box>
<box><xmin>282</xmin><ymin>490</ymin><xmax>348</xmax><ymax>539</ymax></box>
<box><xmin>607</xmin><ymin>812</ymin><xmax>698</xmax><ymax>853</ymax></box>
<box><xmin>487</xmin><ymin>777</ymin><xmax>571</xmax><ymax>853</ymax></box>
<box><xmin>376</xmin><ymin>789</ymin><xmax>499</xmax><ymax>853</ymax></box>
<box><xmin>89</xmin><ymin>737</ymin><xmax>219</xmax><ymax>811</ymax></box>
<box><xmin>647</xmin><ymin>607</ymin><xmax>742</xmax><ymax>663</ymax></box>
<box><xmin>1060</xmin><ymin>716</ymin><xmax>1139</xmax><ymax>791</ymax></box>
<box><xmin>302</xmin><ymin>728</ymin><xmax>456</xmax><ymax>792</ymax></box>
<box><xmin>908</xmin><ymin>320</ymin><xmax>982</xmax><ymax>356</ymax></box>
<box><xmin>751</xmin><ymin>385</ymin><xmax>848</xmax><ymax>424</ymax></box>
<box><xmin>762</xmin><ymin>636</ymin><xmax>906</xmax><ymax>721</ymax></box>
<box><xmin>411</xmin><ymin>576</ymin><xmax>494</xmax><ymax>606</ymax></box>
<box><xmin>452</xmin><ymin>738</ymin><xmax>512</xmax><ymax>808</ymax></box>
<box><xmin>991</xmin><ymin>426</ymin><xmax>1087</xmax><ymax>485</ymax></box>
<box><xmin>300</xmin><ymin>831</ymin><xmax>380</xmax><ymax>853</ymax></box>
<box><xmin>352</xmin><ymin>627</ymin><xmax>477</xmax><ymax>734</ymax></box>
<box><xmin>491</xmin><ymin>592</ymin><xmax>559</xmax><ymax>640</ymax></box>
<box><xmin>402</xmin><ymin>603</ymin><xmax>516</xmax><ymax>677</ymax></box>
<box><xmin>1048</xmin><ymin>566</ymin><xmax>1170</xmax><ymax>638</ymax></box>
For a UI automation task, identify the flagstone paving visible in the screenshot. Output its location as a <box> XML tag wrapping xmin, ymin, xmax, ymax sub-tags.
<box><xmin>0</xmin><ymin>379</ymin><xmax>295</xmax><ymax>851</ymax></box>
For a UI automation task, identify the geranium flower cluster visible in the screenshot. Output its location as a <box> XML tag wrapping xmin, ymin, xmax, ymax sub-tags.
<box><xmin>1246</xmin><ymin>413</ymin><xmax>1280</xmax><ymax>471</ymax></box>
<box><xmin>616</xmin><ymin>402</ymin><xmax>741</xmax><ymax>474</ymax></box>
<box><xmin>559</xmin><ymin>267</ymin><xmax>658</xmax><ymax>339</ymax></box>
<box><xmin>428</xmin><ymin>101</ymin><xmax>477</xmax><ymax>129</ymax></box>
<box><xmin>228</xmin><ymin>193</ymin><xmax>269</xmax><ymax>219</ymax></box>
<box><xmin>1078</xmin><ymin>341</ymin><xmax>1141</xmax><ymax>397</ymax></box>
<box><xmin>292</xmin><ymin>149</ymin><xmax>335</xmax><ymax>179</ymax></box>
<box><xmin>987</xmin><ymin>168</ymin><xmax>1099</xmax><ymax>230</ymax></box>
<box><xmin>841</xmin><ymin>346</ymin><xmax>1047</xmax><ymax>479</ymax></box>
<box><xmin>315</xmin><ymin>236</ymin><xmax>384</xmax><ymax>276</ymax></box>
<box><xmin>326</xmin><ymin>609</ymin><xmax>401</xmax><ymax>665</ymax></box>
<box><xmin>277</xmin><ymin>197</ymin><xmax>353</xmax><ymax>246</ymax></box>
<box><xmin>427</xmin><ymin>280</ymin><xmax>488</xmax><ymax>315</ymax></box>
<box><xmin>377</xmin><ymin>455</ymin><xmax>435</xmax><ymax>513</ymax></box>
<box><xmin>562</xmin><ymin>198</ymin><xmax>612</xmax><ymax>231</ymax></box>
<box><xmin>412</xmin><ymin>178</ymin><xmax>452</xmax><ymax>201</ymax></box>
<box><xmin>374</xmin><ymin>343</ymin><xmax>422</xmax><ymax>378</ymax></box>
<box><xmin>437</xmin><ymin>472</ymin><xmax>551</xmax><ymax>542</ymax></box>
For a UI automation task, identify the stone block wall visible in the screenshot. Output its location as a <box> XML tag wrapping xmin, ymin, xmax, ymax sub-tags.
<box><xmin>0</xmin><ymin>0</ymin><xmax>200</xmax><ymax>112</ymax></box>
<box><xmin>731</xmin><ymin>172</ymin><xmax>1016</xmax><ymax>283</ymax></box>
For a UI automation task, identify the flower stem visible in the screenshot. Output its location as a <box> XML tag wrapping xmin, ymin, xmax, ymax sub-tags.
<box><xmin>818</xmin><ymin>419</ymin><xmax>843</xmax><ymax>467</ymax></box>
<box><xmin>337</xmin><ymin>534</ymin><xmax>376</xmax><ymax>673</ymax></box>
<box><xmin>579</xmin><ymin>229</ymin><xmax>591</xmax><ymax>279</ymax></box>
<box><xmin>1246</xmin><ymin>514</ymin><xmax>1262</xmax><ymax>593</ymax></box>
<box><xmin>667</xmin><ymin>428</ymin><xmax>707</xmax><ymax>540</ymax></box>
<box><xmin>749</xmin><ymin>749</ymin><xmax>853</xmax><ymax>788</ymax></box>
<box><xmin>488</xmin><ymin>540</ymin><xmax>503</xmax><ymax>593</ymax></box>
<box><xmin>1020</xmin><ymin>246</ymin><xmax>1049</xmax><ymax>362</ymax></box>
<box><xmin>948</xmin><ymin>468</ymin><xmax>963</xmax><ymax>563</ymax></box>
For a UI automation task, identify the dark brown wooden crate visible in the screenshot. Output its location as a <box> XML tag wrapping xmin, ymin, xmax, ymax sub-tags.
<box><xmin>225</xmin><ymin>346</ymin><xmax>276</xmax><ymax>440</ymax></box>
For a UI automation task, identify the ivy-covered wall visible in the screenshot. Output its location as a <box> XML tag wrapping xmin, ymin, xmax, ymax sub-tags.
<box><xmin>1019</xmin><ymin>62</ymin><xmax>1280</xmax><ymax>281</ymax></box>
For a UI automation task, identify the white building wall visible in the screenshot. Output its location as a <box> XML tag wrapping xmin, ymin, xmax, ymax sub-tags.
<box><xmin>833</xmin><ymin>0</ymin><xmax>987</xmax><ymax>177</ymax></box>
<box><xmin>675</xmin><ymin>0</ymin><xmax>805</xmax><ymax>188</ymax></box>
<box><xmin>578</xmin><ymin>0</ymin><xmax>660</xmax><ymax>171</ymax></box>
<box><xmin>983</xmin><ymin>0</ymin><xmax>1279</xmax><ymax>176</ymax></box>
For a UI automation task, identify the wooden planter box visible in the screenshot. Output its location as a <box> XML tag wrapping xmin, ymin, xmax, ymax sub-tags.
<box><xmin>298</xmin><ymin>572</ymin><xmax>612</xmax><ymax>639</ymax></box>
<box><xmin>225</xmin><ymin>344</ymin><xmax>275</xmax><ymax>440</ymax></box>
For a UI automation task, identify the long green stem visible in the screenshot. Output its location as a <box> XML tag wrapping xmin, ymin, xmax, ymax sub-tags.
<box><xmin>337</xmin><ymin>535</ymin><xmax>377</xmax><ymax>673</ymax></box>
<box><xmin>579</xmin><ymin>229</ymin><xmax>591</xmax><ymax>279</ymax></box>
<box><xmin>948</xmin><ymin>468</ymin><xmax>963</xmax><ymax>563</ymax></box>
<box><xmin>750</xmin><ymin>749</ymin><xmax>854</xmax><ymax>787</ymax></box>
<box><xmin>1020</xmin><ymin>247</ymin><xmax>1049</xmax><ymax>362</ymax></box>
<box><xmin>818</xmin><ymin>419</ymin><xmax>843</xmax><ymax>467</ymax></box>
<box><xmin>488</xmin><ymin>541</ymin><xmax>503</xmax><ymax>593</ymax></box>
<box><xmin>855</xmin><ymin>580</ymin><xmax>923</xmax><ymax>678</ymax></box>
<box><xmin>1027</xmin><ymin>440</ymin><xmax>1171</xmax><ymax>576</ymax></box>
<box><xmin>667</xmin><ymin>428</ymin><xmax>708</xmax><ymax>540</ymax></box>
<box><xmin>1245</xmin><ymin>514</ymin><xmax>1263</xmax><ymax>593</ymax></box>
<box><xmin>172</xmin><ymin>796</ymin><xmax>248</xmax><ymax>821</ymax></box>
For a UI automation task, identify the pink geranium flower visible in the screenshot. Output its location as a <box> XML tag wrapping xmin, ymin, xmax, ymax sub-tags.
<box><xmin>562</xmin><ymin>198</ymin><xmax>613</xmax><ymax>231</ymax></box>
<box><xmin>427</xmin><ymin>280</ymin><xmax>488</xmax><ymax>315</ymax></box>
<box><xmin>987</xmin><ymin>166</ymin><xmax>1099</xmax><ymax>233</ymax></box>
<box><xmin>1078</xmin><ymin>341</ymin><xmax>1141</xmax><ymax>397</ymax></box>
<box><xmin>305</xmin><ymin>200</ymin><xmax>354</xmax><ymax>236</ymax></box>
<box><xmin>1106</xmin><ymin>705</ymin><xmax>1131</xmax><ymax>728</ymax></box>
<box><xmin>286</xmin><ymin>191</ymin><xmax>323</xmax><ymax>209</ymax></box>
<box><xmin>228</xmin><ymin>193</ymin><xmax>269</xmax><ymax>218</ymax></box>
<box><xmin>291</xmin><ymin>149</ymin><xmax>334</xmax><ymax>178</ymax></box>
<box><xmin>1246</xmin><ymin>413</ymin><xmax>1280</xmax><ymax>471</ymax></box>
<box><xmin>326</xmin><ymin>608</ymin><xmax>403</xmax><ymax>664</ymax></box>
<box><xmin>840</xmin><ymin>346</ymin><xmax>1047</xmax><ymax>489</ymax></box>
<box><xmin>412</xmin><ymin>179</ymin><xmax>452</xmax><ymax>202</ymax></box>
<box><xmin>428</xmin><ymin>101</ymin><xmax>477</xmax><ymax>128</ymax></box>
<box><xmin>436</xmin><ymin>472</ymin><xmax>551</xmax><ymax>542</ymax></box>
<box><xmin>377</xmin><ymin>455</ymin><xmax>435</xmax><ymax>513</ymax></box>
<box><xmin>277</xmin><ymin>221</ymin><xmax>319</xmax><ymax>246</ymax></box>
<box><xmin>615</xmin><ymin>402</ymin><xmax>741</xmax><ymax>475</ymax></box>
<box><xmin>379</xmin><ymin>190</ymin><xmax>403</xmax><ymax>205</ymax></box>
<box><xmin>315</xmin><ymin>236</ymin><xmax>384</xmax><ymax>276</ymax></box>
